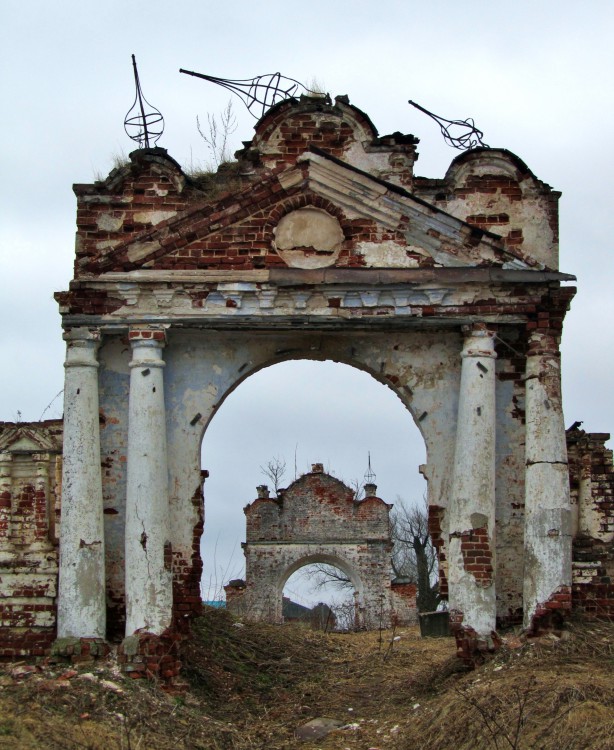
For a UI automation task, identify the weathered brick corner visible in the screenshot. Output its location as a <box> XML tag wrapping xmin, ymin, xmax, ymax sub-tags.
<box><xmin>118</xmin><ymin>630</ymin><xmax>182</xmax><ymax>685</ymax></box>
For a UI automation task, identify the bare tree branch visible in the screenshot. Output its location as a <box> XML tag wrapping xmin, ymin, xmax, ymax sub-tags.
<box><xmin>390</xmin><ymin>496</ymin><xmax>441</xmax><ymax>612</ymax></box>
<box><xmin>303</xmin><ymin>563</ymin><xmax>353</xmax><ymax>591</ymax></box>
<box><xmin>260</xmin><ymin>456</ymin><xmax>287</xmax><ymax>495</ymax></box>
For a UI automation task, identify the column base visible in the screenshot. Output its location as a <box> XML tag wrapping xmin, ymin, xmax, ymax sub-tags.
<box><xmin>118</xmin><ymin>631</ymin><xmax>183</xmax><ymax>686</ymax></box>
<box><xmin>525</xmin><ymin>585</ymin><xmax>572</xmax><ymax>637</ymax></box>
<box><xmin>50</xmin><ymin>637</ymin><xmax>110</xmax><ymax>665</ymax></box>
<box><xmin>449</xmin><ymin>609</ymin><xmax>501</xmax><ymax>667</ymax></box>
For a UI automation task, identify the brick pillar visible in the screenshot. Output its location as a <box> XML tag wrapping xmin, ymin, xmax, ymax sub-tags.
<box><xmin>0</xmin><ymin>452</ymin><xmax>12</xmax><ymax>549</ymax></box>
<box><xmin>523</xmin><ymin>331</ymin><xmax>572</xmax><ymax>630</ymax></box>
<box><xmin>57</xmin><ymin>328</ymin><xmax>106</xmax><ymax>639</ymax></box>
<box><xmin>125</xmin><ymin>328</ymin><xmax>172</xmax><ymax>636</ymax></box>
<box><xmin>448</xmin><ymin>325</ymin><xmax>497</xmax><ymax>648</ymax></box>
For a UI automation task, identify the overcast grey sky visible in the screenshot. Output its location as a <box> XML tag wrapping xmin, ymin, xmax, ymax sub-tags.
<box><xmin>2</xmin><ymin>1</ymin><xmax>613</xmax><ymax>603</ymax></box>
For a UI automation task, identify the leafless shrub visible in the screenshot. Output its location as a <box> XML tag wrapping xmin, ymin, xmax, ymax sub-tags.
<box><xmin>260</xmin><ymin>456</ymin><xmax>287</xmax><ymax>495</ymax></box>
<box><xmin>196</xmin><ymin>99</ymin><xmax>237</xmax><ymax>169</ymax></box>
<box><xmin>455</xmin><ymin>674</ymin><xmax>576</xmax><ymax>750</ymax></box>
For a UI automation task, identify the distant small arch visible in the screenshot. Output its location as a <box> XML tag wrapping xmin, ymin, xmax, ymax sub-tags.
<box><xmin>277</xmin><ymin>552</ymin><xmax>363</xmax><ymax>599</ymax></box>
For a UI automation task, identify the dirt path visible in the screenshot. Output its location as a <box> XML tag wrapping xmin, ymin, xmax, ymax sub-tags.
<box><xmin>1</xmin><ymin>612</ymin><xmax>612</xmax><ymax>749</ymax></box>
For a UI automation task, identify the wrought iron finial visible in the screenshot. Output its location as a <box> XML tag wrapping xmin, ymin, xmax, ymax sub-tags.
<box><xmin>124</xmin><ymin>54</ymin><xmax>164</xmax><ymax>148</ymax></box>
<box><xmin>408</xmin><ymin>99</ymin><xmax>489</xmax><ymax>150</ymax></box>
<box><xmin>179</xmin><ymin>69</ymin><xmax>320</xmax><ymax>119</ymax></box>
<box><xmin>364</xmin><ymin>452</ymin><xmax>376</xmax><ymax>485</ymax></box>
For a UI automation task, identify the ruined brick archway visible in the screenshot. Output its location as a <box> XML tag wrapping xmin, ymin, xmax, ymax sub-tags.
<box><xmin>225</xmin><ymin>466</ymin><xmax>417</xmax><ymax>629</ymax></box>
<box><xmin>257</xmin><ymin>551</ymin><xmax>363</xmax><ymax>626</ymax></box>
<box><xmin>1</xmin><ymin>91</ymin><xmax>588</xmax><ymax>672</ymax></box>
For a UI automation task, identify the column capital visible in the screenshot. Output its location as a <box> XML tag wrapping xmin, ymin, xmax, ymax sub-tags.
<box><xmin>526</xmin><ymin>329</ymin><xmax>560</xmax><ymax>358</ymax></box>
<box><xmin>64</xmin><ymin>328</ymin><xmax>100</xmax><ymax>369</ymax></box>
<box><xmin>63</xmin><ymin>327</ymin><xmax>101</xmax><ymax>345</ymax></box>
<box><xmin>128</xmin><ymin>327</ymin><xmax>167</xmax><ymax>346</ymax></box>
<box><xmin>128</xmin><ymin>328</ymin><xmax>166</xmax><ymax>370</ymax></box>
<box><xmin>460</xmin><ymin>325</ymin><xmax>496</xmax><ymax>360</ymax></box>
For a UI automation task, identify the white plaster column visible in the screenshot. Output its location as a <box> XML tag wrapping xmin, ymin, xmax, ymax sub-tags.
<box><xmin>523</xmin><ymin>331</ymin><xmax>571</xmax><ymax>628</ymax></box>
<box><xmin>125</xmin><ymin>328</ymin><xmax>172</xmax><ymax>635</ymax></box>
<box><xmin>448</xmin><ymin>325</ymin><xmax>497</xmax><ymax>638</ymax></box>
<box><xmin>57</xmin><ymin>328</ymin><xmax>106</xmax><ymax>639</ymax></box>
<box><xmin>0</xmin><ymin>453</ymin><xmax>12</xmax><ymax>550</ymax></box>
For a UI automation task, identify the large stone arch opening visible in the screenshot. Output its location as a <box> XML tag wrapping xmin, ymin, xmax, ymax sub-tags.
<box><xmin>198</xmin><ymin>354</ymin><xmax>427</xmax><ymax>604</ymax></box>
<box><xmin>281</xmin><ymin>553</ymin><xmax>363</xmax><ymax>599</ymax></box>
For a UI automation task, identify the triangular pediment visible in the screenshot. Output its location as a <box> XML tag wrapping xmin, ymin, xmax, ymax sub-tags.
<box><xmin>0</xmin><ymin>424</ymin><xmax>63</xmax><ymax>454</ymax></box>
<box><xmin>86</xmin><ymin>148</ymin><xmax>538</xmax><ymax>277</ymax></box>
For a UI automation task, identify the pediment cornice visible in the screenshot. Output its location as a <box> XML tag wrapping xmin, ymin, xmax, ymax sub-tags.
<box><xmin>82</xmin><ymin>149</ymin><xmax>543</xmax><ymax>278</ymax></box>
<box><xmin>0</xmin><ymin>424</ymin><xmax>63</xmax><ymax>454</ymax></box>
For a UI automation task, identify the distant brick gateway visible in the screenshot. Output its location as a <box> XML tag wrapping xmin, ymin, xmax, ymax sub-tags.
<box><xmin>225</xmin><ymin>465</ymin><xmax>417</xmax><ymax>628</ymax></box>
<box><xmin>3</xmin><ymin>92</ymin><xmax>612</xmax><ymax>673</ymax></box>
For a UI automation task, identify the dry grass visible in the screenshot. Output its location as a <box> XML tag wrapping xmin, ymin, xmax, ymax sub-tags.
<box><xmin>0</xmin><ymin>611</ymin><xmax>612</xmax><ymax>749</ymax></box>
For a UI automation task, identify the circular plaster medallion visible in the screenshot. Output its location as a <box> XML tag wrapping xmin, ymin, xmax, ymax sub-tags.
<box><xmin>272</xmin><ymin>208</ymin><xmax>344</xmax><ymax>269</ymax></box>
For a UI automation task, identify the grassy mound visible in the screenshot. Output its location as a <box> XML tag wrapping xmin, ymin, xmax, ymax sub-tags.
<box><xmin>0</xmin><ymin>609</ymin><xmax>612</xmax><ymax>749</ymax></box>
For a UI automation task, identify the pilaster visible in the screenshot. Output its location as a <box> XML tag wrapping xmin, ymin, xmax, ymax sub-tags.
<box><xmin>523</xmin><ymin>330</ymin><xmax>572</xmax><ymax>631</ymax></box>
<box><xmin>577</xmin><ymin>451</ymin><xmax>598</xmax><ymax>538</ymax></box>
<box><xmin>32</xmin><ymin>453</ymin><xmax>52</xmax><ymax>549</ymax></box>
<box><xmin>0</xmin><ymin>452</ymin><xmax>12</xmax><ymax>550</ymax></box>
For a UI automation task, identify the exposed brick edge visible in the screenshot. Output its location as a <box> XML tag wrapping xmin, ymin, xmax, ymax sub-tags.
<box><xmin>118</xmin><ymin>630</ymin><xmax>183</xmax><ymax>686</ymax></box>
<box><xmin>458</xmin><ymin>526</ymin><xmax>494</xmax><ymax>587</ymax></box>
<box><xmin>428</xmin><ymin>504</ymin><xmax>448</xmax><ymax>598</ymax></box>
<box><xmin>50</xmin><ymin>637</ymin><xmax>110</xmax><ymax>664</ymax></box>
<box><xmin>0</xmin><ymin>628</ymin><xmax>57</xmax><ymax>660</ymax></box>
<box><xmin>449</xmin><ymin>609</ymin><xmax>501</xmax><ymax>667</ymax></box>
<box><xmin>527</xmin><ymin>585</ymin><xmax>572</xmax><ymax>636</ymax></box>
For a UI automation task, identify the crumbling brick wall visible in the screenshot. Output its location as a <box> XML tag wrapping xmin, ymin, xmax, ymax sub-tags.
<box><xmin>0</xmin><ymin>421</ymin><xmax>62</xmax><ymax>657</ymax></box>
<box><xmin>390</xmin><ymin>580</ymin><xmax>418</xmax><ymax>625</ymax></box>
<box><xmin>414</xmin><ymin>148</ymin><xmax>560</xmax><ymax>270</ymax></box>
<box><xmin>568</xmin><ymin>428</ymin><xmax>614</xmax><ymax>619</ymax></box>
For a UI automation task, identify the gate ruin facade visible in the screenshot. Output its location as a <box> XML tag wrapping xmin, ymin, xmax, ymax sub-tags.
<box><xmin>4</xmin><ymin>91</ymin><xmax>611</xmax><ymax>672</ymax></box>
<box><xmin>225</xmin><ymin>464</ymin><xmax>417</xmax><ymax>628</ymax></box>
